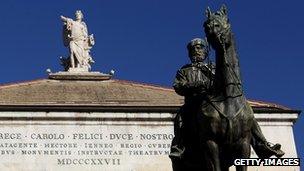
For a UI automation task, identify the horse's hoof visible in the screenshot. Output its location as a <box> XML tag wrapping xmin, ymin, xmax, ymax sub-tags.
<box><xmin>270</xmin><ymin>143</ymin><xmax>285</xmax><ymax>158</ymax></box>
<box><xmin>256</xmin><ymin>142</ymin><xmax>285</xmax><ymax>158</ymax></box>
<box><xmin>275</xmin><ymin>150</ymin><xmax>285</xmax><ymax>158</ymax></box>
<box><xmin>271</xmin><ymin>143</ymin><xmax>281</xmax><ymax>150</ymax></box>
<box><xmin>267</xmin><ymin>143</ymin><xmax>285</xmax><ymax>158</ymax></box>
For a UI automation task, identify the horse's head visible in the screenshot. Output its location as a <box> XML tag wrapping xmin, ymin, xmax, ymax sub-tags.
<box><xmin>203</xmin><ymin>5</ymin><xmax>231</xmax><ymax>50</ymax></box>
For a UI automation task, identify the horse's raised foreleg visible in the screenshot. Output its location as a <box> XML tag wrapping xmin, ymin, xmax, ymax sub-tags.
<box><xmin>203</xmin><ymin>140</ymin><xmax>221</xmax><ymax>171</ymax></box>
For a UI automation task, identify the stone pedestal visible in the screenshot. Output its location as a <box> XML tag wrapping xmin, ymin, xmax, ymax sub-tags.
<box><xmin>48</xmin><ymin>71</ymin><xmax>112</xmax><ymax>80</ymax></box>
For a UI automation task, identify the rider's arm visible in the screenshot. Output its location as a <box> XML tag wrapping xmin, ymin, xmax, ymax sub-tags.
<box><xmin>173</xmin><ymin>69</ymin><xmax>208</xmax><ymax>96</ymax></box>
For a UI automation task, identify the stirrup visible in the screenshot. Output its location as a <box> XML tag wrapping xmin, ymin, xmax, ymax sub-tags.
<box><xmin>169</xmin><ymin>146</ymin><xmax>185</xmax><ymax>159</ymax></box>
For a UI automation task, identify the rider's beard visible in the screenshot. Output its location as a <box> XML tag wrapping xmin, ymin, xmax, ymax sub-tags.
<box><xmin>193</xmin><ymin>50</ymin><xmax>203</xmax><ymax>57</ymax></box>
<box><xmin>191</xmin><ymin>55</ymin><xmax>205</xmax><ymax>63</ymax></box>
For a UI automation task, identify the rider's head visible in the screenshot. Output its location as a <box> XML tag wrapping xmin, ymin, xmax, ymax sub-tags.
<box><xmin>75</xmin><ymin>10</ymin><xmax>83</xmax><ymax>21</ymax></box>
<box><xmin>187</xmin><ymin>38</ymin><xmax>208</xmax><ymax>63</ymax></box>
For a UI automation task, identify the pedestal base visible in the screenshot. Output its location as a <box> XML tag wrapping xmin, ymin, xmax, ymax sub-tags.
<box><xmin>48</xmin><ymin>71</ymin><xmax>112</xmax><ymax>81</ymax></box>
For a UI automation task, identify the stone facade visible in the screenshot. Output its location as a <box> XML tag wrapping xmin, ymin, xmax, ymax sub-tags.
<box><xmin>0</xmin><ymin>78</ymin><xmax>300</xmax><ymax>171</ymax></box>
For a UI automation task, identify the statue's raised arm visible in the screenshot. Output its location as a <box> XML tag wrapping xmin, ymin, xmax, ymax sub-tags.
<box><xmin>60</xmin><ymin>15</ymin><xmax>72</xmax><ymax>24</ymax></box>
<box><xmin>60</xmin><ymin>15</ymin><xmax>68</xmax><ymax>22</ymax></box>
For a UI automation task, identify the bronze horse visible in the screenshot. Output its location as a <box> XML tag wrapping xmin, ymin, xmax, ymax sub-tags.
<box><xmin>198</xmin><ymin>6</ymin><xmax>254</xmax><ymax>170</ymax></box>
<box><xmin>170</xmin><ymin>5</ymin><xmax>284</xmax><ymax>171</ymax></box>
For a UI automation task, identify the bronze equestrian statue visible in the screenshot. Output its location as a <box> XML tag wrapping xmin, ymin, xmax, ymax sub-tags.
<box><xmin>170</xmin><ymin>5</ymin><xmax>284</xmax><ymax>171</ymax></box>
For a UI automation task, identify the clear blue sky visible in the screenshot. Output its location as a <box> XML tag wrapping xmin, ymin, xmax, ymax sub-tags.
<box><xmin>0</xmin><ymin>0</ymin><xmax>303</xmax><ymax>168</ymax></box>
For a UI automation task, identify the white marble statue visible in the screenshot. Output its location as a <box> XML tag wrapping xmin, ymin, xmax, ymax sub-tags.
<box><xmin>60</xmin><ymin>10</ymin><xmax>95</xmax><ymax>72</ymax></box>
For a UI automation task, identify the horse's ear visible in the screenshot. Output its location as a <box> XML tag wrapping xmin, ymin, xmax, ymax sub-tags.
<box><xmin>220</xmin><ymin>4</ymin><xmax>227</xmax><ymax>15</ymax></box>
<box><xmin>205</xmin><ymin>7</ymin><xmax>211</xmax><ymax>18</ymax></box>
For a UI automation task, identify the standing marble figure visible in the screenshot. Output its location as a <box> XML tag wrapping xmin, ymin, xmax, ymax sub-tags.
<box><xmin>60</xmin><ymin>10</ymin><xmax>95</xmax><ymax>71</ymax></box>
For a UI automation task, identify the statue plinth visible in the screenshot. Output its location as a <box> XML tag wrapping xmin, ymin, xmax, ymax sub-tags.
<box><xmin>68</xmin><ymin>67</ymin><xmax>90</xmax><ymax>73</ymax></box>
<box><xmin>48</xmin><ymin>70</ymin><xmax>112</xmax><ymax>81</ymax></box>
